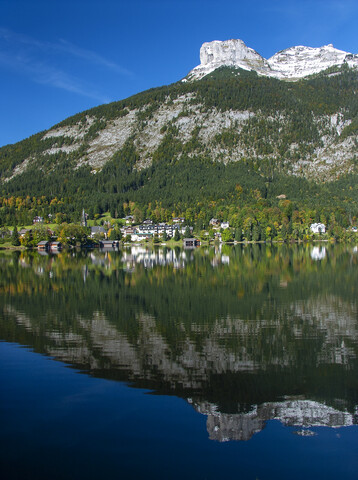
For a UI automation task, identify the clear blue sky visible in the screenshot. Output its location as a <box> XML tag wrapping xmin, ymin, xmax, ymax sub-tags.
<box><xmin>1</xmin><ymin>0</ymin><xmax>357</xmax><ymax>147</ymax></box>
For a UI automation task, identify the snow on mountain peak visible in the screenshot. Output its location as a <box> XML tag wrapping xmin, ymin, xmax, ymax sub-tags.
<box><xmin>268</xmin><ymin>43</ymin><xmax>358</xmax><ymax>79</ymax></box>
<box><xmin>186</xmin><ymin>39</ymin><xmax>358</xmax><ymax>81</ymax></box>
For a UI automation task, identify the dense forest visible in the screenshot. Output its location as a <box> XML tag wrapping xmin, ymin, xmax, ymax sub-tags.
<box><xmin>0</xmin><ymin>65</ymin><xmax>357</xmax><ymax>231</ymax></box>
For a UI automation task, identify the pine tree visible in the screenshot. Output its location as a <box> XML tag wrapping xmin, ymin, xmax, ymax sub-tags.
<box><xmin>184</xmin><ymin>226</ymin><xmax>192</xmax><ymax>238</ymax></box>
<box><xmin>11</xmin><ymin>226</ymin><xmax>20</xmax><ymax>246</ymax></box>
<box><xmin>235</xmin><ymin>227</ymin><xmax>243</xmax><ymax>242</ymax></box>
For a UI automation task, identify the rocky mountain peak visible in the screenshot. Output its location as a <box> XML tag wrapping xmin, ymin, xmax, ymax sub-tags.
<box><xmin>268</xmin><ymin>43</ymin><xmax>358</xmax><ymax>79</ymax></box>
<box><xmin>186</xmin><ymin>39</ymin><xmax>358</xmax><ymax>81</ymax></box>
<box><xmin>199</xmin><ymin>39</ymin><xmax>266</xmax><ymax>68</ymax></box>
<box><xmin>187</xmin><ymin>39</ymin><xmax>269</xmax><ymax>80</ymax></box>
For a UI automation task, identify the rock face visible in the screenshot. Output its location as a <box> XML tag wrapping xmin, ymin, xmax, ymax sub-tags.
<box><xmin>187</xmin><ymin>39</ymin><xmax>358</xmax><ymax>80</ymax></box>
<box><xmin>189</xmin><ymin>39</ymin><xmax>270</xmax><ymax>79</ymax></box>
<box><xmin>268</xmin><ymin>44</ymin><xmax>358</xmax><ymax>79</ymax></box>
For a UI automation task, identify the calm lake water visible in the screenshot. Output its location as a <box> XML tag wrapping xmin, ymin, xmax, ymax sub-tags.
<box><xmin>0</xmin><ymin>244</ymin><xmax>357</xmax><ymax>479</ymax></box>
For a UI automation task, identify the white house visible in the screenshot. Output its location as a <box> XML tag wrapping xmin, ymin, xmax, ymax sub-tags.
<box><xmin>131</xmin><ymin>232</ymin><xmax>153</xmax><ymax>242</ymax></box>
<box><xmin>125</xmin><ymin>215</ymin><xmax>135</xmax><ymax>224</ymax></box>
<box><xmin>209</xmin><ymin>218</ymin><xmax>220</xmax><ymax>227</ymax></box>
<box><xmin>310</xmin><ymin>223</ymin><xmax>326</xmax><ymax>234</ymax></box>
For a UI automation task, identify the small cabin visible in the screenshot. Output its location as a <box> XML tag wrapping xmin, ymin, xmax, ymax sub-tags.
<box><xmin>37</xmin><ymin>240</ymin><xmax>49</xmax><ymax>250</ymax></box>
<box><xmin>49</xmin><ymin>242</ymin><xmax>62</xmax><ymax>251</ymax></box>
<box><xmin>19</xmin><ymin>228</ymin><xmax>32</xmax><ymax>238</ymax></box>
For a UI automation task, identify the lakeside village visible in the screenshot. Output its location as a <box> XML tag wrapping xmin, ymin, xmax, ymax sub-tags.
<box><xmin>1</xmin><ymin>207</ymin><xmax>357</xmax><ymax>251</ymax></box>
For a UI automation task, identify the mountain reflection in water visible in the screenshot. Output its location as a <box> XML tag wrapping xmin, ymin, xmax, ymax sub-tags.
<box><xmin>1</xmin><ymin>244</ymin><xmax>357</xmax><ymax>442</ymax></box>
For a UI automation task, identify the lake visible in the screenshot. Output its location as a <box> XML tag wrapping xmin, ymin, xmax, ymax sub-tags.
<box><xmin>0</xmin><ymin>244</ymin><xmax>357</xmax><ymax>479</ymax></box>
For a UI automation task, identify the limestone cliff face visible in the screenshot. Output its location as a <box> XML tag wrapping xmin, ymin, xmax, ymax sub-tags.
<box><xmin>187</xmin><ymin>39</ymin><xmax>358</xmax><ymax>80</ymax></box>
<box><xmin>187</xmin><ymin>39</ymin><xmax>270</xmax><ymax>79</ymax></box>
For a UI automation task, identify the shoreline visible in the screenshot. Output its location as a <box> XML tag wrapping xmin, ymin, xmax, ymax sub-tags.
<box><xmin>0</xmin><ymin>237</ymin><xmax>347</xmax><ymax>251</ymax></box>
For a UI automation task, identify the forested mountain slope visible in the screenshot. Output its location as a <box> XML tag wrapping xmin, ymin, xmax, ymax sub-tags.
<box><xmin>0</xmin><ymin>63</ymin><xmax>358</xmax><ymax>225</ymax></box>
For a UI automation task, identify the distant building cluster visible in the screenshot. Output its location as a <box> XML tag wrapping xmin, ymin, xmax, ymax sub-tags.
<box><xmin>121</xmin><ymin>220</ymin><xmax>191</xmax><ymax>241</ymax></box>
<box><xmin>209</xmin><ymin>218</ymin><xmax>230</xmax><ymax>229</ymax></box>
<box><xmin>85</xmin><ymin>218</ymin><xmax>193</xmax><ymax>243</ymax></box>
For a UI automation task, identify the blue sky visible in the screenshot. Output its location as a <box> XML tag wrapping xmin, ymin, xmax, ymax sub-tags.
<box><xmin>1</xmin><ymin>0</ymin><xmax>358</xmax><ymax>147</ymax></box>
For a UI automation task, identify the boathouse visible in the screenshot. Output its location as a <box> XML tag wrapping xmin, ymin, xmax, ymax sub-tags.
<box><xmin>100</xmin><ymin>240</ymin><xmax>119</xmax><ymax>248</ymax></box>
<box><xmin>49</xmin><ymin>242</ymin><xmax>62</xmax><ymax>251</ymax></box>
<box><xmin>37</xmin><ymin>240</ymin><xmax>49</xmax><ymax>250</ymax></box>
<box><xmin>183</xmin><ymin>238</ymin><xmax>200</xmax><ymax>248</ymax></box>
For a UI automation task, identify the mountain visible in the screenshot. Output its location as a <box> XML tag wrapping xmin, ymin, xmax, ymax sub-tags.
<box><xmin>186</xmin><ymin>39</ymin><xmax>358</xmax><ymax>80</ymax></box>
<box><xmin>0</xmin><ymin>39</ymin><xmax>358</xmax><ymax>224</ymax></box>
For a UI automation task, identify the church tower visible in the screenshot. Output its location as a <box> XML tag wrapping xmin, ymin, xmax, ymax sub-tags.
<box><xmin>81</xmin><ymin>209</ymin><xmax>87</xmax><ymax>227</ymax></box>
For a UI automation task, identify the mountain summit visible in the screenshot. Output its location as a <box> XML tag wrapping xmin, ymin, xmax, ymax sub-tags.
<box><xmin>187</xmin><ymin>39</ymin><xmax>358</xmax><ymax>80</ymax></box>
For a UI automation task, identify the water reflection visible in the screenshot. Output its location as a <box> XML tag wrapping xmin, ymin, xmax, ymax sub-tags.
<box><xmin>1</xmin><ymin>244</ymin><xmax>358</xmax><ymax>441</ymax></box>
<box><xmin>196</xmin><ymin>398</ymin><xmax>355</xmax><ymax>442</ymax></box>
<box><xmin>310</xmin><ymin>246</ymin><xmax>326</xmax><ymax>260</ymax></box>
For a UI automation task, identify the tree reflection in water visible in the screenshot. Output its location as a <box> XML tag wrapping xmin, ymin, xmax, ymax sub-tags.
<box><xmin>1</xmin><ymin>244</ymin><xmax>357</xmax><ymax>440</ymax></box>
